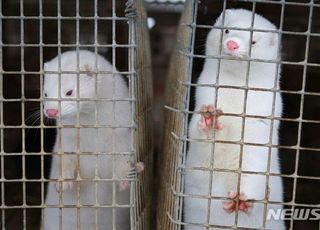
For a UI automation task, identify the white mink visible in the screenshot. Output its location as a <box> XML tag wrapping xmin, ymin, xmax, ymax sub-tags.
<box><xmin>42</xmin><ymin>50</ymin><xmax>136</xmax><ymax>229</ymax></box>
<box><xmin>184</xmin><ymin>9</ymin><xmax>285</xmax><ymax>230</ymax></box>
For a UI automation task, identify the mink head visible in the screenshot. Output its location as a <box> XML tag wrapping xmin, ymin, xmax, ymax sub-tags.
<box><xmin>206</xmin><ymin>9</ymin><xmax>280</xmax><ymax>61</ymax></box>
<box><xmin>43</xmin><ymin>50</ymin><xmax>107</xmax><ymax>119</ymax></box>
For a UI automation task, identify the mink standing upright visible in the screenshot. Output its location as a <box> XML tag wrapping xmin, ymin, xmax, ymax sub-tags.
<box><xmin>184</xmin><ymin>9</ymin><xmax>285</xmax><ymax>229</ymax></box>
<box><xmin>42</xmin><ymin>50</ymin><xmax>143</xmax><ymax>229</ymax></box>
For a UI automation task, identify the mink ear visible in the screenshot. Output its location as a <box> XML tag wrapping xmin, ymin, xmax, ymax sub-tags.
<box><xmin>83</xmin><ymin>64</ymin><xmax>95</xmax><ymax>77</ymax></box>
<box><xmin>216</xmin><ymin>9</ymin><xmax>231</xmax><ymax>25</ymax></box>
<box><xmin>270</xmin><ymin>33</ymin><xmax>278</xmax><ymax>46</ymax></box>
<box><xmin>43</xmin><ymin>62</ymin><xmax>49</xmax><ymax>71</ymax></box>
<box><xmin>225</xmin><ymin>9</ymin><xmax>232</xmax><ymax>16</ymax></box>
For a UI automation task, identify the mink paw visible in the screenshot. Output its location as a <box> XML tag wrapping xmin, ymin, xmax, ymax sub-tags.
<box><xmin>119</xmin><ymin>161</ymin><xmax>144</xmax><ymax>191</ymax></box>
<box><xmin>55</xmin><ymin>170</ymin><xmax>74</xmax><ymax>192</ymax></box>
<box><xmin>223</xmin><ymin>191</ymin><xmax>253</xmax><ymax>213</ymax></box>
<box><xmin>198</xmin><ymin>104</ymin><xmax>223</xmax><ymax>138</ymax></box>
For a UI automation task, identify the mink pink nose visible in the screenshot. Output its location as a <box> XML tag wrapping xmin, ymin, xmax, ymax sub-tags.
<box><xmin>46</xmin><ymin>109</ymin><xmax>59</xmax><ymax>118</ymax></box>
<box><xmin>226</xmin><ymin>40</ymin><xmax>239</xmax><ymax>51</ymax></box>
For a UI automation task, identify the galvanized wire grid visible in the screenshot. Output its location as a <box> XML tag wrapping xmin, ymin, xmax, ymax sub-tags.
<box><xmin>145</xmin><ymin>0</ymin><xmax>185</xmax><ymax>4</ymax></box>
<box><xmin>0</xmin><ymin>0</ymin><xmax>152</xmax><ymax>229</ymax></box>
<box><xmin>145</xmin><ymin>0</ymin><xmax>185</xmax><ymax>13</ymax></box>
<box><xmin>158</xmin><ymin>0</ymin><xmax>320</xmax><ymax>229</ymax></box>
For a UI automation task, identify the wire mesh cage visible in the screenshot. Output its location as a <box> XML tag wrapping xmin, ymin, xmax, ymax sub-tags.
<box><xmin>157</xmin><ymin>0</ymin><xmax>320</xmax><ymax>229</ymax></box>
<box><xmin>0</xmin><ymin>0</ymin><xmax>153</xmax><ymax>229</ymax></box>
<box><xmin>145</xmin><ymin>0</ymin><xmax>185</xmax><ymax>4</ymax></box>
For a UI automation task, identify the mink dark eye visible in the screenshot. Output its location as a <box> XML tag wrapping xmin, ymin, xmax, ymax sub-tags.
<box><xmin>65</xmin><ymin>90</ymin><xmax>73</xmax><ymax>96</ymax></box>
<box><xmin>252</xmin><ymin>41</ymin><xmax>256</xmax><ymax>45</ymax></box>
<box><xmin>225</xmin><ymin>29</ymin><xmax>229</xmax><ymax>34</ymax></box>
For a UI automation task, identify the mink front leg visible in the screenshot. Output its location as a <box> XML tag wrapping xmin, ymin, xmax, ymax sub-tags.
<box><xmin>55</xmin><ymin>154</ymin><xmax>77</xmax><ymax>192</ymax></box>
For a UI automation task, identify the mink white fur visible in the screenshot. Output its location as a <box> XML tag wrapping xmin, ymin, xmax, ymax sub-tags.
<box><xmin>184</xmin><ymin>9</ymin><xmax>285</xmax><ymax>229</ymax></box>
<box><xmin>42</xmin><ymin>50</ymin><xmax>133</xmax><ymax>229</ymax></box>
